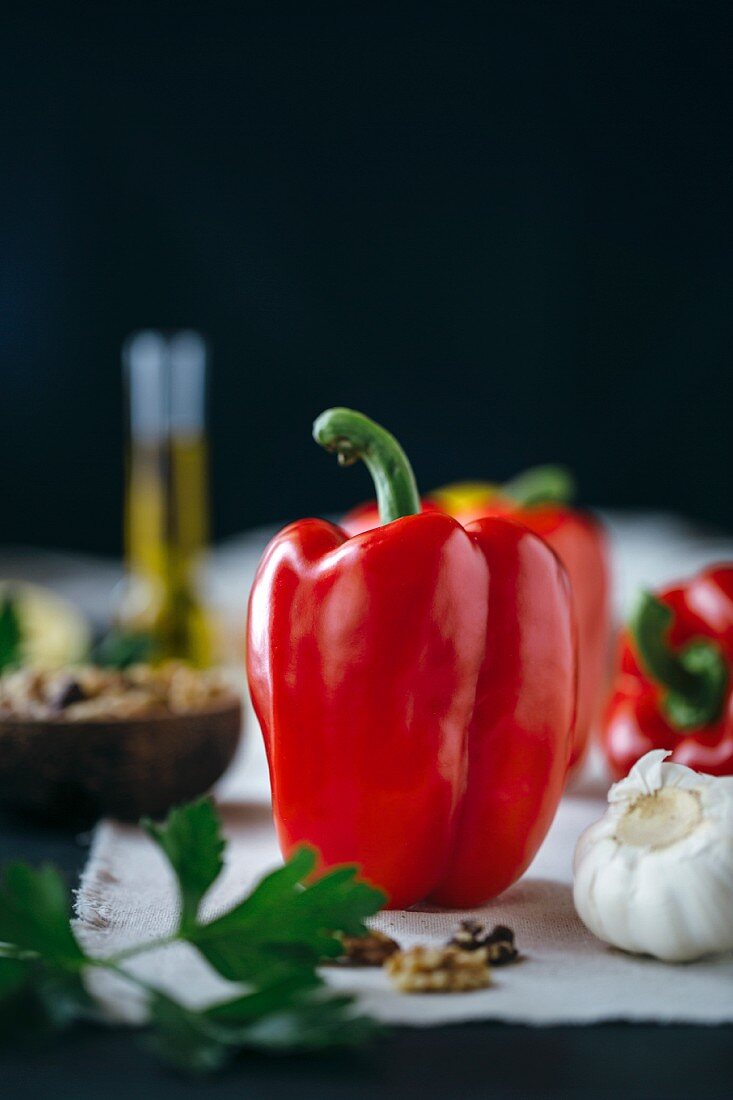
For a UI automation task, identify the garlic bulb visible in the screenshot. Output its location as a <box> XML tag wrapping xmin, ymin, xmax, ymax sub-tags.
<box><xmin>573</xmin><ymin>750</ymin><xmax>733</xmax><ymax>962</ymax></box>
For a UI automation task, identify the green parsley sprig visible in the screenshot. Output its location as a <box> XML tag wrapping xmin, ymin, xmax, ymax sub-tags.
<box><xmin>0</xmin><ymin>595</ymin><xmax>22</xmax><ymax>672</ymax></box>
<box><xmin>0</xmin><ymin>798</ymin><xmax>386</xmax><ymax>1072</ymax></box>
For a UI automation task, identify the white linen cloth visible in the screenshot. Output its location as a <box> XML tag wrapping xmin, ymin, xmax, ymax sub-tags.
<box><xmin>8</xmin><ymin>511</ymin><xmax>725</xmax><ymax>1025</ymax></box>
<box><xmin>74</xmin><ymin>733</ymin><xmax>733</xmax><ymax>1026</ymax></box>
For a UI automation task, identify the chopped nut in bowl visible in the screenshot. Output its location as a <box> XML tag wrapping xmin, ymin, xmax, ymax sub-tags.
<box><xmin>0</xmin><ymin>663</ymin><xmax>243</xmax><ymax>823</ymax></box>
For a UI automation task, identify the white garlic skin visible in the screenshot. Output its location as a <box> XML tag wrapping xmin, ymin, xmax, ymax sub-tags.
<box><xmin>573</xmin><ymin>750</ymin><xmax>733</xmax><ymax>963</ymax></box>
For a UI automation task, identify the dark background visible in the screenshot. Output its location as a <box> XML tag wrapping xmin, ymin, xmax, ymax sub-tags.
<box><xmin>2</xmin><ymin>1</ymin><xmax>732</xmax><ymax>556</ymax></box>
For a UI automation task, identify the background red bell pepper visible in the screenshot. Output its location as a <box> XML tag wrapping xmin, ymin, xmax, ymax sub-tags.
<box><xmin>343</xmin><ymin>471</ymin><xmax>609</xmax><ymax>775</ymax></box>
<box><xmin>248</xmin><ymin>409</ymin><xmax>576</xmax><ymax>908</ymax></box>
<box><xmin>601</xmin><ymin>563</ymin><xmax>733</xmax><ymax>779</ymax></box>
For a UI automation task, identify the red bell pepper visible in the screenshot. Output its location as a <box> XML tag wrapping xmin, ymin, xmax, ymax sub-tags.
<box><xmin>343</xmin><ymin>471</ymin><xmax>609</xmax><ymax>774</ymax></box>
<box><xmin>247</xmin><ymin>409</ymin><xmax>576</xmax><ymax>908</ymax></box>
<box><xmin>601</xmin><ymin>564</ymin><xmax>733</xmax><ymax>779</ymax></box>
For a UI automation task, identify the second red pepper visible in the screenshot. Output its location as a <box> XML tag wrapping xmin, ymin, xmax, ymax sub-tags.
<box><xmin>602</xmin><ymin>564</ymin><xmax>733</xmax><ymax>779</ymax></box>
<box><xmin>344</xmin><ymin>473</ymin><xmax>609</xmax><ymax>775</ymax></box>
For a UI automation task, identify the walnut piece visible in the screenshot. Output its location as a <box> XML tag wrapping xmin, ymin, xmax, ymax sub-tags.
<box><xmin>484</xmin><ymin>924</ymin><xmax>519</xmax><ymax>965</ymax></box>
<box><xmin>448</xmin><ymin>920</ymin><xmax>519</xmax><ymax>965</ymax></box>
<box><xmin>329</xmin><ymin>930</ymin><xmax>401</xmax><ymax>967</ymax></box>
<box><xmin>449</xmin><ymin>919</ymin><xmax>486</xmax><ymax>951</ymax></box>
<box><xmin>385</xmin><ymin>945</ymin><xmax>490</xmax><ymax>993</ymax></box>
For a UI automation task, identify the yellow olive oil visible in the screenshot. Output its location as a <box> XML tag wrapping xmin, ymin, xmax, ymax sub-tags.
<box><xmin>119</xmin><ymin>332</ymin><xmax>214</xmax><ymax>667</ymax></box>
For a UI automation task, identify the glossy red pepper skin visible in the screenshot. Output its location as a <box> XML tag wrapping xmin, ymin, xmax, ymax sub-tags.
<box><xmin>247</xmin><ymin>511</ymin><xmax>576</xmax><ymax>909</ymax></box>
<box><xmin>601</xmin><ymin>564</ymin><xmax>733</xmax><ymax>779</ymax></box>
<box><xmin>344</xmin><ymin>493</ymin><xmax>609</xmax><ymax>774</ymax></box>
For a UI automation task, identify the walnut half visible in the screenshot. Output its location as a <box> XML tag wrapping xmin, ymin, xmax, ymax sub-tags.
<box><xmin>327</xmin><ymin>930</ymin><xmax>401</xmax><ymax>966</ymax></box>
<box><xmin>385</xmin><ymin>944</ymin><xmax>490</xmax><ymax>993</ymax></box>
<box><xmin>448</xmin><ymin>920</ymin><xmax>519</xmax><ymax>965</ymax></box>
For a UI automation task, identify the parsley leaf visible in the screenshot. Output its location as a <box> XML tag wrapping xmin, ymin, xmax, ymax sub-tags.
<box><xmin>28</xmin><ymin>966</ymin><xmax>99</xmax><ymax>1030</ymax></box>
<box><xmin>0</xmin><ymin>595</ymin><xmax>22</xmax><ymax>672</ymax></box>
<box><xmin>191</xmin><ymin>847</ymin><xmax>386</xmax><ymax>982</ymax></box>
<box><xmin>0</xmin><ymin>863</ymin><xmax>92</xmax><ymax>1038</ymax></box>
<box><xmin>205</xmin><ymin>972</ymin><xmax>321</xmax><ymax>1022</ymax></box>
<box><xmin>229</xmin><ymin>992</ymin><xmax>377</xmax><ymax>1053</ymax></box>
<box><xmin>93</xmin><ymin>629</ymin><xmax>154</xmax><ymax>669</ymax></box>
<box><xmin>146</xmin><ymin>984</ymin><xmax>377</xmax><ymax>1073</ymax></box>
<box><xmin>0</xmin><ymin>863</ymin><xmax>85</xmax><ymax>966</ymax></box>
<box><xmin>0</xmin><ymin>961</ymin><xmax>96</xmax><ymax>1037</ymax></box>
<box><xmin>143</xmin><ymin>798</ymin><xmax>225</xmax><ymax>935</ymax></box>
<box><xmin>0</xmin><ymin>800</ymin><xmax>386</xmax><ymax>1073</ymax></box>
<box><xmin>0</xmin><ymin>956</ymin><xmax>29</xmax><ymax>1000</ymax></box>
<box><xmin>145</xmin><ymin>993</ymin><xmax>236</xmax><ymax>1074</ymax></box>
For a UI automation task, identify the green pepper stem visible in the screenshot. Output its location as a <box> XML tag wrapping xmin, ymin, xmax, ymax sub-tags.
<box><xmin>501</xmin><ymin>465</ymin><xmax>576</xmax><ymax>507</ymax></box>
<box><xmin>631</xmin><ymin>592</ymin><xmax>728</xmax><ymax>731</ymax></box>
<box><xmin>312</xmin><ymin>408</ymin><xmax>421</xmax><ymax>526</ymax></box>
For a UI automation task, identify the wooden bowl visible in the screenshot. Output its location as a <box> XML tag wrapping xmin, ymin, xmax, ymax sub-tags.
<box><xmin>0</xmin><ymin>701</ymin><xmax>242</xmax><ymax>823</ymax></box>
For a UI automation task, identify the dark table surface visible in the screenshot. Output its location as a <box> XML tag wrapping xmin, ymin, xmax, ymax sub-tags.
<box><xmin>1</xmin><ymin>810</ymin><xmax>731</xmax><ymax>1100</ymax></box>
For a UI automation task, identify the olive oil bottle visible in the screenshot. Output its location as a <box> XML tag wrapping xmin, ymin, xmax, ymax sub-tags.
<box><xmin>119</xmin><ymin>330</ymin><xmax>214</xmax><ymax>667</ymax></box>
